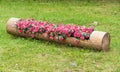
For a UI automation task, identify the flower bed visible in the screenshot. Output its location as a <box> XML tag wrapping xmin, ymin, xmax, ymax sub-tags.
<box><xmin>16</xmin><ymin>18</ymin><xmax>94</xmax><ymax>44</ymax></box>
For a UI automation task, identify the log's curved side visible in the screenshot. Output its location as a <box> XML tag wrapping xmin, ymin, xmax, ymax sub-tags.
<box><xmin>6</xmin><ymin>18</ymin><xmax>110</xmax><ymax>51</ymax></box>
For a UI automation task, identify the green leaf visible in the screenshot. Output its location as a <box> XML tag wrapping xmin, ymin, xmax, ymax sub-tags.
<box><xmin>82</xmin><ymin>32</ymin><xmax>87</xmax><ymax>37</ymax></box>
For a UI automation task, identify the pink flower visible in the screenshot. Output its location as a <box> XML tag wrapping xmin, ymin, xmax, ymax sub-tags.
<box><xmin>81</xmin><ymin>26</ymin><xmax>88</xmax><ymax>32</ymax></box>
<box><xmin>85</xmin><ymin>35</ymin><xmax>89</xmax><ymax>39</ymax></box>
<box><xmin>59</xmin><ymin>37</ymin><xmax>64</xmax><ymax>41</ymax></box>
<box><xmin>18</xmin><ymin>30</ymin><xmax>23</xmax><ymax>33</ymax></box>
<box><xmin>30</xmin><ymin>26</ymin><xmax>34</xmax><ymax>31</ymax></box>
<box><xmin>80</xmin><ymin>36</ymin><xmax>85</xmax><ymax>40</ymax></box>
<box><xmin>21</xmin><ymin>25</ymin><xmax>25</xmax><ymax>29</ymax></box>
<box><xmin>88</xmin><ymin>26</ymin><xmax>94</xmax><ymax>34</ymax></box>
<box><xmin>74</xmin><ymin>32</ymin><xmax>82</xmax><ymax>38</ymax></box>
<box><xmin>74</xmin><ymin>32</ymin><xmax>77</xmax><ymax>37</ymax></box>
<box><xmin>34</xmin><ymin>26</ymin><xmax>39</xmax><ymax>32</ymax></box>
<box><xmin>62</xmin><ymin>29</ymin><xmax>68</xmax><ymax>35</ymax></box>
<box><xmin>16</xmin><ymin>23</ymin><xmax>21</xmax><ymax>28</ymax></box>
<box><xmin>49</xmin><ymin>36</ymin><xmax>54</xmax><ymax>40</ymax></box>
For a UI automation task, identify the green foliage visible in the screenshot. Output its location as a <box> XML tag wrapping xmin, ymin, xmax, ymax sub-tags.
<box><xmin>0</xmin><ymin>0</ymin><xmax>120</xmax><ymax>72</ymax></box>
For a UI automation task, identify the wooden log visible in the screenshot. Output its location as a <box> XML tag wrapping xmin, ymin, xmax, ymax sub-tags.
<box><xmin>6</xmin><ymin>17</ymin><xmax>110</xmax><ymax>51</ymax></box>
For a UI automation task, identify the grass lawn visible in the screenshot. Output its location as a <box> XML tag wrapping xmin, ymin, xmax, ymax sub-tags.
<box><xmin>0</xmin><ymin>0</ymin><xmax>120</xmax><ymax>72</ymax></box>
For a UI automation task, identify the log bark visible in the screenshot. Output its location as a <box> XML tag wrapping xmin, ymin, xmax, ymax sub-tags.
<box><xmin>6</xmin><ymin>17</ymin><xmax>110</xmax><ymax>51</ymax></box>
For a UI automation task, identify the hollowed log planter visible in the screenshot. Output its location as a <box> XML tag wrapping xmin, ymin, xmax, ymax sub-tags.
<box><xmin>6</xmin><ymin>18</ymin><xmax>110</xmax><ymax>51</ymax></box>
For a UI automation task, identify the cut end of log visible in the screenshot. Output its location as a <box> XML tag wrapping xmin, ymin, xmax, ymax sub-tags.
<box><xmin>6</xmin><ymin>17</ymin><xmax>21</xmax><ymax>35</ymax></box>
<box><xmin>90</xmin><ymin>31</ymin><xmax>110</xmax><ymax>51</ymax></box>
<box><xmin>102</xmin><ymin>33</ymin><xmax>110</xmax><ymax>51</ymax></box>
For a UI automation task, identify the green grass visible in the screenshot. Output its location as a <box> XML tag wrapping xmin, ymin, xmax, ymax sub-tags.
<box><xmin>0</xmin><ymin>1</ymin><xmax>120</xmax><ymax>72</ymax></box>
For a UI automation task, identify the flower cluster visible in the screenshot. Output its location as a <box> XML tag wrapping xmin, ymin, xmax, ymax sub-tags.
<box><xmin>16</xmin><ymin>18</ymin><xmax>94</xmax><ymax>42</ymax></box>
